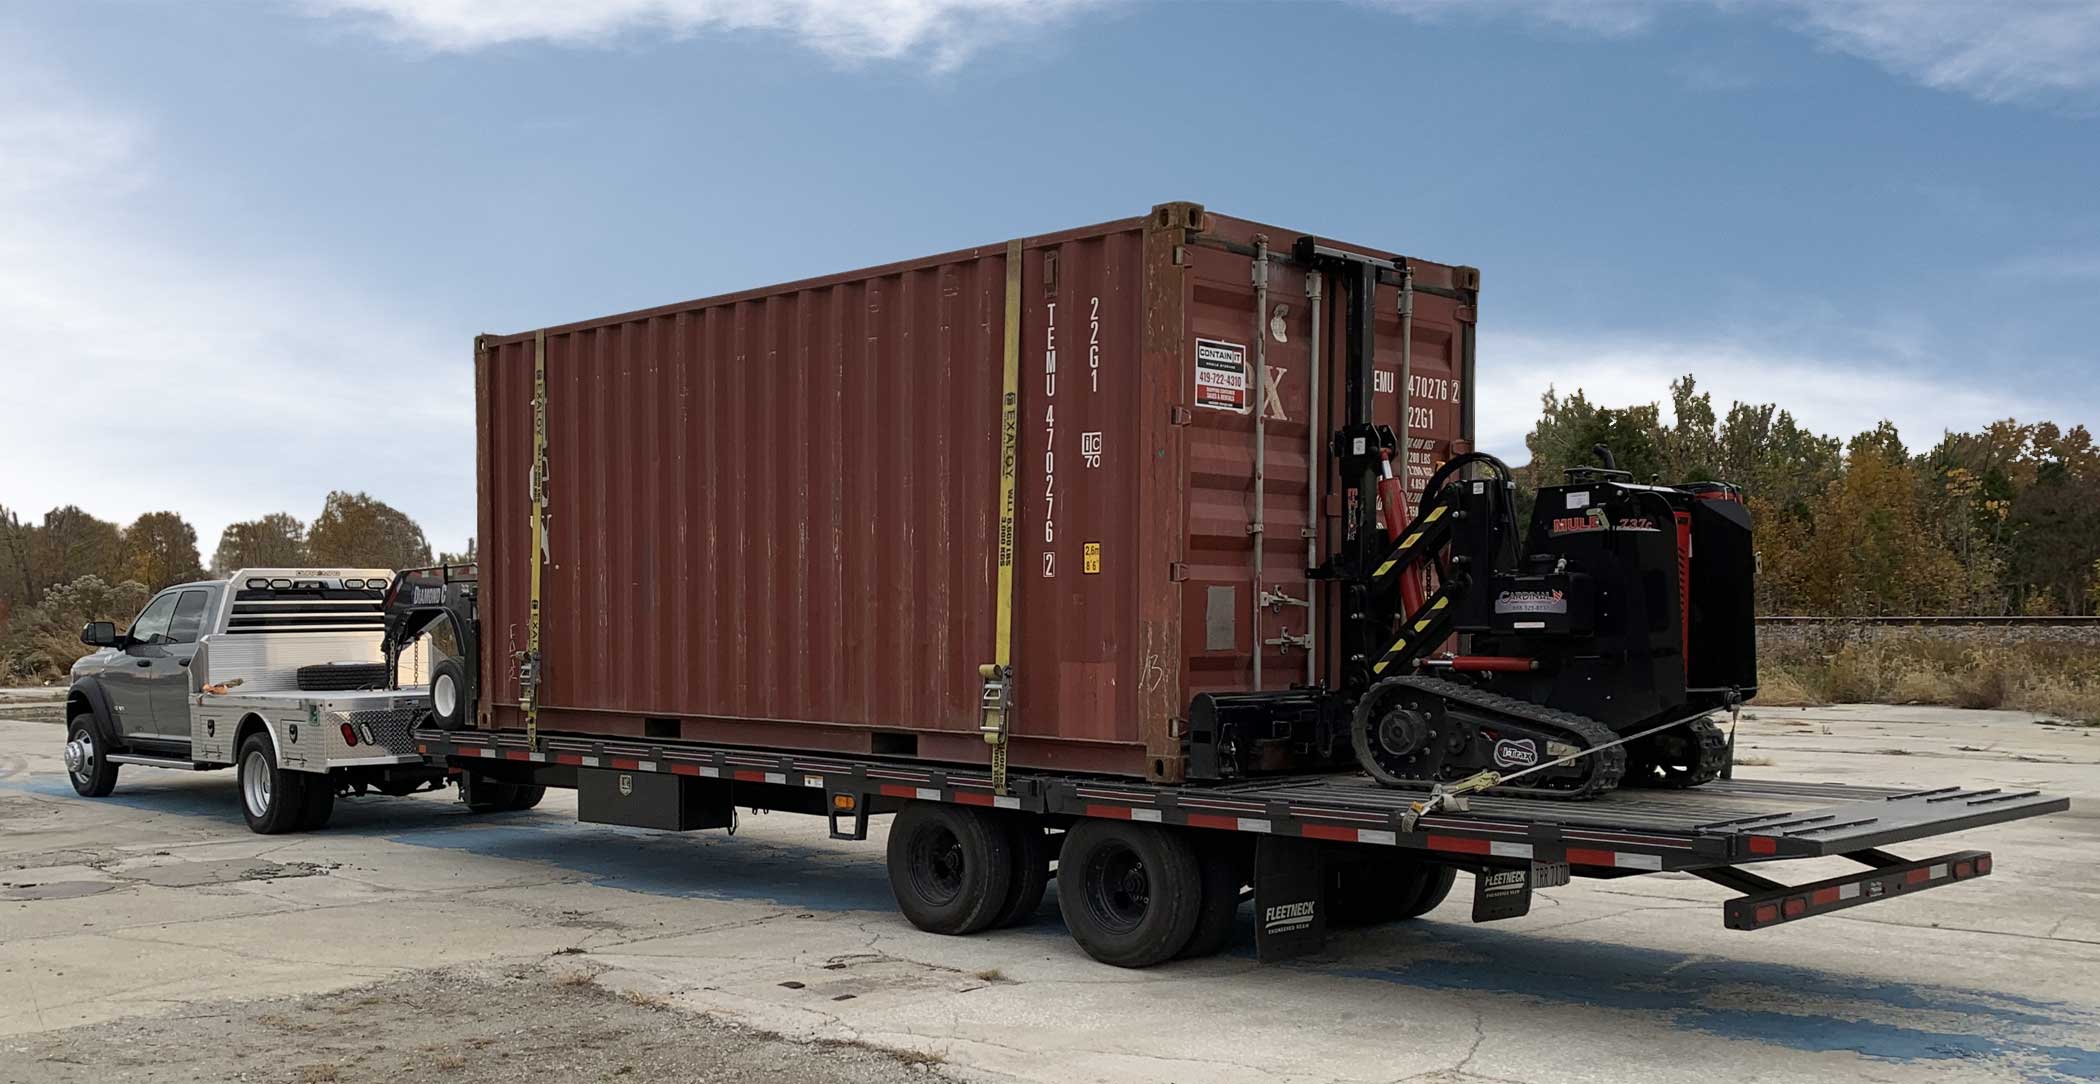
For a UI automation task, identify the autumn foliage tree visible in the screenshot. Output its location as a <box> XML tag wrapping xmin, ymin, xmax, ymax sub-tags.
<box><xmin>306</xmin><ymin>491</ymin><xmax>433</xmax><ymax>571</ymax></box>
<box><xmin>212</xmin><ymin>513</ymin><xmax>309</xmax><ymax>574</ymax></box>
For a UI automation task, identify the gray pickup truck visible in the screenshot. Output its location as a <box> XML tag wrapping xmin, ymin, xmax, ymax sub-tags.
<box><xmin>60</xmin><ymin>567</ymin><xmax>493</xmax><ymax>832</ymax></box>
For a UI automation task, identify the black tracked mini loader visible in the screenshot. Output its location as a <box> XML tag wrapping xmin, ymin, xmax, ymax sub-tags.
<box><xmin>1188</xmin><ymin>242</ymin><xmax>1758</xmax><ymax>800</ymax></box>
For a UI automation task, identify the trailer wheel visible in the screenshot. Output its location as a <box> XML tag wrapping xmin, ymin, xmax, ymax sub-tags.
<box><xmin>1178</xmin><ymin>834</ymin><xmax>1251</xmax><ymax>959</ymax></box>
<box><xmin>1327</xmin><ymin>859</ymin><xmax>1454</xmax><ymax>927</ymax></box>
<box><xmin>238</xmin><ymin>733</ymin><xmax>311</xmax><ymax>835</ymax></box>
<box><xmin>886</xmin><ymin>803</ymin><xmax>1013</xmax><ymax>935</ymax></box>
<box><xmin>464</xmin><ymin>777</ymin><xmax>527</xmax><ymax>813</ymax></box>
<box><xmin>505</xmin><ymin>784</ymin><xmax>547</xmax><ymax>811</ymax></box>
<box><xmin>64</xmin><ymin>714</ymin><xmax>119</xmax><ymax>797</ymax></box>
<box><xmin>989</xmin><ymin>816</ymin><xmax>1051</xmax><ymax>928</ymax></box>
<box><xmin>1057</xmin><ymin>821</ymin><xmax>1203</xmax><ymax>968</ymax></box>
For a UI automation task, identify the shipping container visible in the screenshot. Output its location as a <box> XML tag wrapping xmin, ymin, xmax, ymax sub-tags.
<box><xmin>475</xmin><ymin>202</ymin><xmax>1479</xmax><ymax>781</ymax></box>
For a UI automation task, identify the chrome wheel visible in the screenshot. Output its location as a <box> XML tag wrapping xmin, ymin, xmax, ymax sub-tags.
<box><xmin>65</xmin><ymin>728</ymin><xmax>95</xmax><ymax>783</ymax></box>
<box><xmin>242</xmin><ymin>749</ymin><xmax>273</xmax><ymax>818</ymax></box>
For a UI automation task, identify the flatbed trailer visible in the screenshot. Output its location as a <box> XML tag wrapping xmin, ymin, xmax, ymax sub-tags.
<box><xmin>412</xmin><ymin>723</ymin><xmax>2067</xmax><ymax>963</ymax></box>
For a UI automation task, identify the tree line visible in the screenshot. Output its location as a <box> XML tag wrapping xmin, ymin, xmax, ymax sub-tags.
<box><xmin>0</xmin><ymin>491</ymin><xmax>469</xmax><ymax>681</ymax></box>
<box><xmin>1523</xmin><ymin>376</ymin><xmax>2100</xmax><ymax>617</ymax></box>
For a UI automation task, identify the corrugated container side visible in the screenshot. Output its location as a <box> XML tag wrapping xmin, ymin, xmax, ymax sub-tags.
<box><xmin>476</xmin><ymin>204</ymin><xmax>1476</xmax><ymax>781</ymax></box>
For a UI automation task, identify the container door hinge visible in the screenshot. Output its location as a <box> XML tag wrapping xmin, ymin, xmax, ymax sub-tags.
<box><xmin>1169</xmin><ymin>562</ymin><xmax>1190</xmax><ymax>582</ymax></box>
<box><xmin>1264</xmin><ymin>631</ymin><xmax>1313</xmax><ymax>653</ymax></box>
<box><xmin>1169</xmin><ymin>405</ymin><xmax>1192</xmax><ymax>427</ymax></box>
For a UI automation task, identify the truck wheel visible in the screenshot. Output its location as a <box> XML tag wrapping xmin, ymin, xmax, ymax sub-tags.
<box><xmin>298</xmin><ymin>775</ymin><xmax>337</xmax><ymax>830</ymax></box>
<box><xmin>1178</xmin><ymin>835</ymin><xmax>1251</xmax><ymax>959</ymax></box>
<box><xmin>1327</xmin><ymin>859</ymin><xmax>1453</xmax><ymax>926</ymax></box>
<box><xmin>886</xmin><ymin>802</ymin><xmax>1013</xmax><ymax>936</ymax></box>
<box><xmin>1057</xmin><ymin>820</ymin><xmax>1202</xmax><ymax>968</ymax></box>
<box><xmin>238</xmin><ymin>733</ymin><xmax>311</xmax><ymax>834</ymax></box>
<box><xmin>64</xmin><ymin>714</ymin><xmax>119</xmax><ymax>797</ymax></box>
<box><xmin>989</xmin><ymin>816</ymin><xmax>1051</xmax><ymax>928</ymax></box>
<box><xmin>505</xmin><ymin>784</ymin><xmax>547</xmax><ymax>811</ymax></box>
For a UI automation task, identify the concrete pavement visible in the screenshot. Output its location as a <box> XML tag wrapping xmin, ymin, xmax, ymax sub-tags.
<box><xmin>2</xmin><ymin>705</ymin><xmax>2095</xmax><ymax>1083</ymax></box>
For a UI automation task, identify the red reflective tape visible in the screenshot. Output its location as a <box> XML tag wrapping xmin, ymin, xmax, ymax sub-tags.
<box><xmin>953</xmin><ymin>792</ymin><xmax>993</xmax><ymax>807</ymax></box>
<box><xmin>1427</xmin><ymin>835</ymin><xmax>1492</xmax><ymax>856</ymax></box>
<box><xmin>670</xmin><ymin>762</ymin><xmax>701</xmax><ymax>776</ymax></box>
<box><xmin>1567</xmin><ymin>847</ymin><xmax>1617</xmax><ymax>867</ymax></box>
<box><xmin>504</xmin><ymin>750</ymin><xmax>531</xmax><ymax>761</ymax></box>
<box><xmin>1300</xmin><ymin>823</ymin><xmax>1359</xmax><ymax>842</ymax></box>
<box><xmin>1811</xmin><ymin>886</ymin><xmax>1841</xmax><ymax>906</ymax></box>
<box><xmin>1753</xmin><ymin>902</ymin><xmax>1779</xmax><ymax>925</ymax></box>
<box><xmin>1783</xmin><ymin>897</ymin><xmax>1807</xmax><ymax>918</ymax></box>
<box><xmin>732</xmin><ymin>770</ymin><xmax>765</xmax><ymax>783</ymax></box>
<box><xmin>416</xmin><ymin>744</ymin><xmax>427</xmax><ymax>754</ymax></box>
<box><xmin>1085</xmin><ymin>804</ymin><xmax>1132</xmax><ymax>820</ymax></box>
<box><xmin>1905</xmin><ymin>867</ymin><xmax>1930</xmax><ymax>885</ymax></box>
<box><xmin>1186</xmin><ymin>813</ymin><xmax>1238</xmax><ymax>831</ymax></box>
<box><xmin>1954</xmin><ymin>860</ymin><xmax>1973</xmax><ymax>879</ymax></box>
<box><xmin>555</xmin><ymin>753</ymin><xmax>584</xmax><ymax>766</ymax></box>
<box><xmin>610</xmin><ymin>758</ymin><xmax>642</xmax><ymax>771</ymax></box>
<box><xmin>879</xmin><ymin>783</ymin><xmax>917</xmax><ymax>799</ymax></box>
<box><xmin>1977</xmin><ymin>855</ymin><xmax>1993</xmax><ymax>875</ymax></box>
<box><xmin>1747</xmin><ymin>836</ymin><xmax>1778</xmax><ymax>855</ymax></box>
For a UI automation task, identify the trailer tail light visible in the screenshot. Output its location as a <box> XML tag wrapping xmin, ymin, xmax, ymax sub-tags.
<box><xmin>341</xmin><ymin>722</ymin><xmax>359</xmax><ymax>747</ymax></box>
<box><xmin>1722</xmin><ymin>849</ymin><xmax>1992</xmax><ymax>930</ymax></box>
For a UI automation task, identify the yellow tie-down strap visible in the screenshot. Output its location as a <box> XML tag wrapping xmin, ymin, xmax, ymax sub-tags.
<box><xmin>979</xmin><ymin>238</ymin><xmax>1024</xmax><ymax>792</ymax></box>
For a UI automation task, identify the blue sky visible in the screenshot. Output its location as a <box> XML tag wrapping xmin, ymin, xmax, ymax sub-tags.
<box><xmin>4</xmin><ymin>0</ymin><xmax>2097</xmax><ymax>554</ymax></box>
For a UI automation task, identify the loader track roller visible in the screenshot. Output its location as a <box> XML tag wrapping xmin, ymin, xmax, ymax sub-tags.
<box><xmin>1351</xmin><ymin>676</ymin><xmax>1626</xmax><ymax>800</ymax></box>
<box><xmin>1623</xmin><ymin>716</ymin><xmax>1730</xmax><ymax>789</ymax></box>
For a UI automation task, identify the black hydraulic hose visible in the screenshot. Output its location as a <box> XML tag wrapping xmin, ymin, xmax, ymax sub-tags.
<box><xmin>1416</xmin><ymin>451</ymin><xmax>1519</xmax><ymax>541</ymax></box>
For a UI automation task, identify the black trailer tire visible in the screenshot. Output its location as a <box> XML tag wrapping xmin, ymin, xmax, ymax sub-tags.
<box><xmin>428</xmin><ymin>657</ymin><xmax>470</xmax><ymax>730</ymax></box>
<box><xmin>65</xmin><ymin>714</ymin><xmax>120</xmax><ymax>797</ymax></box>
<box><xmin>505</xmin><ymin>784</ymin><xmax>547</xmax><ymax>811</ymax></box>
<box><xmin>465</xmin><ymin>778</ymin><xmax>520</xmax><ymax>813</ymax></box>
<box><xmin>1327</xmin><ymin>858</ymin><xmax>1451</xmax><ymax>927</ymax></box>
<box><xmin>1057</xmin><ymin>820</ymin><xmax>1203</xmax><ymax>968</ymax></box>
<box><xmin>298</xmin><ymin>775</ymin><xmax>337</xmax><ymax>830</ymax></box>
<box><xmin>887</xmin><ymin>802</ymin><xmax>1014</xmax><ymax>936</ymax></box>
<box><xmin>1177</xmin><ymin>834</ymin><xmax>1251</xmax><ymax>959</ymax></box>
<box><xmin>1405</xmin><ymin>865</ymin><xmax>1457</xmax><ymax>918</ymax></box>
<box><xmin>990</xmin><ymin>816</ymin><xmax>1051</xmax><ymax>929</ymax></box>
<box><xmin>237</xmin><ymin>733</ymin><xmax>310</xmax><ymax>835</ymax></box>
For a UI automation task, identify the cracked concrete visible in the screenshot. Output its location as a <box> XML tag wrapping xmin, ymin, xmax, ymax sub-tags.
<box><xmin>1</xmin><ymin>708</ymin><xmax>2096</xmax><ymax>1083</ymax></box>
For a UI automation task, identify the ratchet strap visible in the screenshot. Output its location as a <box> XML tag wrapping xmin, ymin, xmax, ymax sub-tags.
<box><xmin>521</xmin><ymin>329</ymin><xmax>549</xmax><ymax>750</ymax></box>
<box><xmin>977</xmin><ymin>239</ymin><xmax>1023</xmax><ymax>793</ymax></box>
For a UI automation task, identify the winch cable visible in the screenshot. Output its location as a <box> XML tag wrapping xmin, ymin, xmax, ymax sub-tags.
<box><xmin>1402</xmin><ymin>707</ymin><xmax>1723</xmax><ymax>829</ymax></box>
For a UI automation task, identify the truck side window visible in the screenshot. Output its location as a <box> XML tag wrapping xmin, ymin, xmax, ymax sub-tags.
<box><xmin>167</xmin><ymin>589</ymin><xmax>211</xmax><ymax>644</ymax></box>
<box><xmin>127</xmin><ymin>593</ymin><xmax>180</xmax><ymax>645</ymax></box>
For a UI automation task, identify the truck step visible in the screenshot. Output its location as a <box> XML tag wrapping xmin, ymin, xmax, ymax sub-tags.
<box><xmin>106</xmin><ymin>753</ymin><xmax>209</xmax><ymax>770</ymax></box>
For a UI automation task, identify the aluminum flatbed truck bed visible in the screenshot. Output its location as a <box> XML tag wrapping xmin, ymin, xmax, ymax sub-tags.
<box><xmin>412</xmin><ymin>725</ymin><xmax>2068</xmax><ymax>962</ymax></box>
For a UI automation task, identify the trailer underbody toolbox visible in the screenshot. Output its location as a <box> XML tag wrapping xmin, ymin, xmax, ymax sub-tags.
<box><xmin>414</xmin><ymin>725</ymin><xmax>2065</xmax><ymax>960</ymax></box>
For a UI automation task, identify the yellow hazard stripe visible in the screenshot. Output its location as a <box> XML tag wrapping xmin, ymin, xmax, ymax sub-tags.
<box><xmin>1375</xmin><ymin>558</ymin><xmax>1397</xmax><ymax>577</ymax></box>
<box><xmin>1428</xmin><ymin>506</ymin><xmax>1446</xmax><ymax>521</ymax></box>
<box><xmin>1400</xmin><ymin>531</ymin><xmax>1423</xmax><ymax>551</ymax></box>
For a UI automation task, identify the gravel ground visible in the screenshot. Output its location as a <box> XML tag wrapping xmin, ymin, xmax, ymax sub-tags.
<box><xmin>2</xmin><ymin>965</ymin><xmax>959</xmax><ymax>1084</ymax></box>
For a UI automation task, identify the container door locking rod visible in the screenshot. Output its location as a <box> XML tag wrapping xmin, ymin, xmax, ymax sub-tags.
<box><xmin>978</xmin><ymin>239</ymin><xmax>1024</xmax><ymax>794</ymax></box>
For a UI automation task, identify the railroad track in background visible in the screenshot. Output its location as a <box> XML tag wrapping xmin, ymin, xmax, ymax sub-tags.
<box><xmin>1757</xmin><ymin>615</ymin><xmax>2100</xmax><ymax>626</ymax></box>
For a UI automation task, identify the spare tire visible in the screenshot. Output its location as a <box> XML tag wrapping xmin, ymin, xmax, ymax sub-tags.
<box><xmin>296</xmin><ymin>662</ymin><xmax>389</xmax><ymax>692</ymax></box>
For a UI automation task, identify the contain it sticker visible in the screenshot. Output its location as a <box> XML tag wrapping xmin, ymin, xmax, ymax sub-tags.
<box><xmin>1193</xmin><ymin>339</ymin><xmax>1249</xmax><ymax>412</ymax></box>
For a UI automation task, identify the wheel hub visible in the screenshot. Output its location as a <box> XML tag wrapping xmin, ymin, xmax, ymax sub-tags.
<box><xmin>1376</xmin><ymin>709</ymin><xmax>1431</xmax><ymax>758</ymax></box>
<box><xmin>64</xmin><ymin>736</ymin><xmax>92</xmax><ymax>775</ymax></box>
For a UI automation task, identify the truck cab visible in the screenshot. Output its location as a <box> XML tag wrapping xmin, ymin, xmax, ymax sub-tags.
<box><xmin>62</xmin><ymin>567</ymin><xmax>454</xmax><ymax>832</ymax></box>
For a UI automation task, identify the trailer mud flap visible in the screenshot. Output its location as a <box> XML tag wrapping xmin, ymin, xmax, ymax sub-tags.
<box><xmin>1254</xmin><ymin>835</ymin><xmax>1327</xmax><ymax>962</ymax></box>
<box><xmin>1472</xmin><ymin>861</ymin><xmax>1569</xmax><ymax>923</ymax></box>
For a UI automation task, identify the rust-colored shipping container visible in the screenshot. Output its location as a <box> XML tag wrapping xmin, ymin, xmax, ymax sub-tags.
<box><xmin>475</xmin><ymin>203</ymin><xmax>1478</xmax><ymax>782</ymax></box>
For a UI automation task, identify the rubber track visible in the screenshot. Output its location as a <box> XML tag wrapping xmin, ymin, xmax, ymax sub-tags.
<box><xmin>1390</xmin><ymin>676</ymin><xmax>1628</xmax><ymax>800</ymax></box>
<box><xmin>1623</xmin><ymin>717</ymin><xmax>1730</xmax><ymax>789</ymax></box>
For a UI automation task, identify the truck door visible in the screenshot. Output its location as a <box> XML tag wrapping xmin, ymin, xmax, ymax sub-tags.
<box><xmin>148</xmin><ymin>587</ymin><xmax>214</xmax><ymax>743</ymax></box>
<box><xmin>103</xmin><ymin>590</ymin><xmax>180</xmax><ymax>741</ymax></box>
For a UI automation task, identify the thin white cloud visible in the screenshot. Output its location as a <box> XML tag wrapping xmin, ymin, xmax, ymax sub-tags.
<box><xmin>1471</xmin><ymin>329</ymin><xmax>2074</xmax><ymax>464</ymax></box>
<box><xmin>302</xmin><ymin>1</ymin><xmax>2100</xmax><ymax>107</ymax></box>
<box><xmin>301</xmin><ymin>0</ymin><xmax>1102</xmax><ymax>67</ymax></box>
<box><xmin>0</xmin><ymin>62</ymin><xmax>474</xmax><ymax>557</ymax></box>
